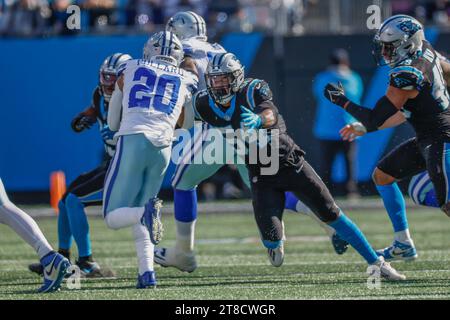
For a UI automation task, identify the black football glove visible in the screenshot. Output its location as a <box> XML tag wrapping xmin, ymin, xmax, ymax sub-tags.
<box><xmin>71</xmin><ymin>115</ymin><xmax>96</xmax><ymax>132</ymax></box>
<box><xmin>323</xmin><ymin>82</ymin><xmax>349</xmax><ymax>108</ymax></box>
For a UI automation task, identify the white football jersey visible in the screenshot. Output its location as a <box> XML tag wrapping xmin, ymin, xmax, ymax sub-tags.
<box><xmin>117</xmin><ymin>58</ymin><xmax>198</xmax><ymax>147</ymax></box>
<box><xmin>182</xmin><ymin>37</ymin><xmax>226</xmax><ymax>90</ymax></box>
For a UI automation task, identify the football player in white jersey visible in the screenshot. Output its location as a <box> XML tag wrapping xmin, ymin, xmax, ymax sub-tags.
<box><xmin>0</xmin><ymin>178</ymin><xmax>70</xmax><ymax>292</ymax></box>
<box><xmin>154</xmin><ymin>11</ymin><xmax>347</xmax><ymax>273</ymax></box>
<box><xmin>102</xmin><ymin>31</ymin><xmax>197</xmax><ymax>288</ymax></box>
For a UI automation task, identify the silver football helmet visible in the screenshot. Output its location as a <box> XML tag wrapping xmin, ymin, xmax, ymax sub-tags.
<box><xmin>166</xmin><ymin>11</ymin><xmax>207</xmax><ymax>41</ymax></box>
<box><xmin>99</xmin><ymin>53</ymin><xmax>132</xmax><ymax>101</ymax></box>
<box><xmin>373</xmin><ymin>15</ymin><xmax>425</xmax><ymax>67</ymax></box>
<box><xmin>205</xmin><ymin>53</ymin><xmax>245</xmax><ymax>105</ymax></box>
<box><xmin>143</xmin><ymin>31</ymin><xmax>184</xmax><ymax>66</ymax></box>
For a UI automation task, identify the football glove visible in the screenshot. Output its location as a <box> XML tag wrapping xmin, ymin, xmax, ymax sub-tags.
<box><xmin>323</xmin><ymin>82</ymin><xmax>349</xmax><ymax>108</ymax></box>
<box><xmin>72</xmin><ymin>115</ymin><xmax>96</xmax><ymax>132</ymax></box>
<box><xmin>101</xmin><ymin>125</ymin><xmax>116</xmax><ymax>142</ymax></box>
<box><xmin>240</xmin><ymin>106</ymin><xmax>263</xmax><ymax>130</ymax></box>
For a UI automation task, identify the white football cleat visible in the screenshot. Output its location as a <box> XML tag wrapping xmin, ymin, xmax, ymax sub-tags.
<box><xmin>372</xmin><ymin>256</ymin><xmax>406</xmax><ymax>281</ymax></box>
<box><xmin>267</xmin><ymin>243</ymin><xmax>284</xmax><ymax>267</ymax></box>
<box><xmin>154</xmin><ymin>247</ymin><xmax>197</xmax><ymax>273</ymax></box>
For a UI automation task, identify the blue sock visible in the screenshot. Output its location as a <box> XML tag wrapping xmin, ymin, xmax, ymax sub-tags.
<box><xmin>376</xmin><ymin>183</ymin><xmax>408</xmax><ymax>232</ymax></box>
<box><xmin>329</xmin><ymin>212</ymin><xmax>379</xmax><ymax>264</ymax></box>
<box><xmin>262</xmin><ymin>240</ymin><xmax>283</xmax><ymax>249</ymax></box>
<box><xmin>284</xmin><ymin>192</ymin><xmax>299</xmax><ymax>212</ymax></box>
<box><xmin>57</xmin><ymin>200</ymin><xmax>73</xmax><ymax>250</ymax></box>
<box><xmin>65</xmin><ymin>193</ymin><xmax>92</xmax><ymax>258</ymax></box>
<box><xmin>174</xmin><ymin>189</ymin><xmax>197</xmax><ymax>222</ymax></box>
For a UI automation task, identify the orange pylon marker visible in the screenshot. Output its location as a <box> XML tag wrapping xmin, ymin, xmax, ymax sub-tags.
<box><xmin>50</xmin><ymin>171</ymin><xmax>66</xmax><ymax>214</ymax></box>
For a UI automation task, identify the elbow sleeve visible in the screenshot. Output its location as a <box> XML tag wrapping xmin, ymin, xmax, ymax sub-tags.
<box><xmin>346</xmin><ymin>96</ymin><xmax>398</xmax><ymax>132</ymax></box>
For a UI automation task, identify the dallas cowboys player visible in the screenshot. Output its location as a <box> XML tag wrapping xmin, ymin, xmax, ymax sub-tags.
<box><xmin>0</xmin><ymin>178</ymin><xmax>70</xmax><ymax>292</ymax></box>
<box><xmin>154</xmin><ymin>11</ymin><xmax>348</xmax><ymax>273</ymax></box>
<box><xmin>325</xmin><ymin>15</ymin><xmax>450</xmax><ymax>262</ymax></box>
<box><xmin>28</xmin><ymin>53</ymin><xmax>131</xmax><ymax>278</ymax></box>
<box><xmin>191</xmin><ymin>52</ymin><xmax>405</xmax><ymax>280</ymax></box>
<box><xmin>103</xmin><ymin>31</ymin><xmax>198</xmax><ymax>288</ymax></box>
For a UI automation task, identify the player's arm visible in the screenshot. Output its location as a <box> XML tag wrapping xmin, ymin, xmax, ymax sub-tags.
<box><xmin>440</xmin><ymin>56</ymin><xmax>450</xmax><ymax>86</ymax></box>
<box><xmin>71</xmin><ymin>88</ymin><xmax>100</xmax><ymax>132</ymax></box>
<box><xmin>180</xmin><ymin>56</ymin><xmax>199</xmax><ymax>79</ymax></box>
<box><xmin>241</xmin><ymin>80</ymin><xmax>278</xmax><ymax>129</ymax></box>
<box><xmin>108</xmin><ymin>74</ymin><xmax>124</xmax><ymax>131</ymax></box>
<box><xmin>324</xmin><ymin>69</ymin><xmax>420</xmax><ymax>132</ymax></box>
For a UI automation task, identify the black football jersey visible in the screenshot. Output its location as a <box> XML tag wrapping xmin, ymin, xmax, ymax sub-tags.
<box><xmin>91</xmin><ymin>86</ymin><xmax>116</xmax><ymax>158</ymax></box>
<box><xmin>389</xmin><ymin>41</ymin><xmax>450</xmax><ymax>141</ymax></box>
<box><xmin>193</xmin><ymin>78</ymin><xmax>305</xmax><ymax>176</ymax></box>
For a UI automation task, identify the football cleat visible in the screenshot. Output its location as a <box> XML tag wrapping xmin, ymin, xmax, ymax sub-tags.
<box><xmin>141</xmin><ymin>197</ymin><xmax>164</xmax><ymax>245</ymax></box>
<box><xmin>331</xmin><ymin>232</ymin><xmax>349</xmax><ymax>255</ymax></box>
<box><xmin>28</xmin><ymin>262</ymin><xmax>44</xmax><ymax>276</ymax></box>
<box><xmin>154</xmin><ymin>247</ymin><xmax>197</xmax><ymax>273</ymax></box>
<box><xmin>38</xmin><ymin>252</ymin><xmax>71</xmax><ymax>293</ymax></box>
<box><xmin>136</xmin><ymin>271</ymin><xmax>157</xmax><ymax>289</ymax></box>
<box><xmin>267</xmin><ymin>243</ymin><xmax>284</xmax><ymax>267</ymax></box>
<box><xmin>371</xmin><ymin>256</ymin><xmax>406</xmax><ymax>281</ymax></box>
<box><xmin>376</xmin><ymin>240</ymin><xmax>418</xmax><ymax>262</ymax></box>
<box><xmin>76</xmin><ymin>259</ymin><xmax>116</xmax><ymax>278</ymax></box>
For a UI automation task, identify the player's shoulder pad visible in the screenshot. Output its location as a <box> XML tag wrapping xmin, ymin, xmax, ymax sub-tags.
<box><xmin>244</xmin><ymin>78</ymin><xmax>273</xmax><ymax>110</ymax></box>
<box><xmin>192</xmin><ymin>89</ymin><xmax>209</xmax><ymax>120</ymax></box>
<box><xmin>389</xmin><ymin>63</ymin><xmax>425</xmax><ymax>91</ymax></box>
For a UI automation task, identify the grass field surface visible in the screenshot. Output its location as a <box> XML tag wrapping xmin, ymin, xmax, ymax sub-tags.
<box><xmin>1</xmin><ymin>205</ymin><xmax>450</xmax><ymax>300</ymax></box>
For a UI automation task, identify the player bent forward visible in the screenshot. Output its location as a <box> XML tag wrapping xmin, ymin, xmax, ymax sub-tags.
<box><xmin>190</xmin><ymin>52</ymin><xmax>405</xmax><ymax>280</ymax></box>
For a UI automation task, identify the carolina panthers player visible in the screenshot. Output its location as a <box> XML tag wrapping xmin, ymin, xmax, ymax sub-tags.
<box><xmin>325</xmin><ymin>15</ymin><xmax>450</xmax><ymax>262</ymax></box>
<box><xmin>104</xmin><ymin>31</ymin><xmax>198</xmax><ymax>288</ymax></box>
<box><xmin>28</xmin><ymin>53</ymin><xmax>132</xmax><ymax>278</ymax></box>
<box><xmin>155</xmin><ymin>11</ymin><xmax>348</xmax><ymax>273</ymax></box>
<box><xmin>191</xmin><ymin>52</ymin><xmax>405</xmax><ymax>280</ymax></box>
<box><xmin>0</xmin><ymin>178</ymin><xmax>70</xmax><ymax>292</ymax></box>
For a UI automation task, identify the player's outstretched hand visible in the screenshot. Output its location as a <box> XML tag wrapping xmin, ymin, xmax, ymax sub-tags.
<box><xmin>339</xmin><ymin>122</ymin><xmax>367</xmax><ymax>142</ymax></box>
<box><xmin>240</xmin><ymin>106</ymin><xmax>263</xmax><ymax>130</ymax></box>
<box><xmin>323</xmin><ymin>82</ymin><xmax>349</xmax><ymax>108</ymax></box>
<box><xmin>72</xmin><ymin>115</ymin><xmax>96</xmax><ymax>132</ymax></box>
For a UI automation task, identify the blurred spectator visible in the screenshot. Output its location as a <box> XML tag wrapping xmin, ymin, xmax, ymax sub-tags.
<box><xmin>312</xmin><ymin>48</ymin><xmax>363</xmax><ymax>198</ymax></box>
<box><xmin>81</xmin><ymin>0</ymin><xmax>116</xmax><ymax>30</ymax></box>
<box><xmin>1</xmin><ymin>0</ymin><xmax>50</xmax><ymax>36</ymax></box>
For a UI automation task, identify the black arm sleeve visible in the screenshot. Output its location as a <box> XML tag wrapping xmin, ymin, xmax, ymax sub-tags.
<box><xmin>346</xmin><ymin>96</ymin><xmax>399</xmax><ymax>132</ymax></box>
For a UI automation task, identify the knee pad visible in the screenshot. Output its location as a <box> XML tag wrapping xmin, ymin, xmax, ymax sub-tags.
<box><xmin>441</xmin><ymin>202</ymin><xmax>450</xmax><ymax>218</ymax></box>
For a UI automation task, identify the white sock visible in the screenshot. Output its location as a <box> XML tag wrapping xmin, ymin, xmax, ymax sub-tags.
<box><xmin>175</xmin><ymin>219</ymin><xmax>196</xmax><ymax>252</ymax></box>
<box><xmin>394</xmin><ymin>229</ymin><xmax>412</xmax><ymax>244</ymax></box>
<box><xmin>0</xmin><ymin>202</ymin><xmax>53</xmax><ymax>259</ymax></box>
<box><xmin>295</xmin><ymin>200</ymin><xmax>335</xmax><ymax>237</ymax></box>
<box><xmin>104</xmin><ymin>207</ymin><xmax>144</xmax><ymax>230</ymax></box>
<box><xmin>132</xmin><ymin>223</ymin><xmax>154</xmax><ymax>275</ymax></box>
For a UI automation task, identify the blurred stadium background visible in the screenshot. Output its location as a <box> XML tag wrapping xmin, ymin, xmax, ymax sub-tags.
<box><xmin>0</xmin><ymin>0</ymin><xmax>449</xmax><ymax>203</ymax></box>
<box><xmin>2</xmin><ymin>0</ymin><xmax>450</xmax><ymax>300</ymax></box>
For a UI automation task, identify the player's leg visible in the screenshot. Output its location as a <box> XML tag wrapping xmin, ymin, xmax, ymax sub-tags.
<box><xmin>408</xmin><ymin>171</ymin><xmax>439</xmax><ymax>208</ymax></box>
<box><xmin>0</xmin><ymin>178</ymin><xmax>70</xmax><ymax>292</ymax></box>
<box><xmin>288</xmin><ymin>161</ymin><xmax>405</xmax><ymax>280</ymax></box>
<box><xmin>250</xmin><ymin>181</ymin><xmax>286</xmax><ymax>267</ymax></box>
<box><xmin>420</xmin><ymin>141</ymin><xmax>450</xmax><ymax>216</ymax></box>
<box><xmin>373</xmin><ymin>138</ymin><xmax>425</xmax><ymax>261</ymax></box>
<box><xmin>134</xmin><ymin>142</ymin><xmax>170</xmax><ymax>288</ymax></box>
<box><xmin>103</xmin><ymin>135</ymin><xmax>148</xmax><ymax>229</ymax></box>
<box><xmin>64</xmin><ymin>162</ymin><xmax>113</xmax><ymax>277</ymax></box>
<box><xmin>155</xmin><ymin>124</ymin><xmax>224</xmax><ymax>272</ymax></box>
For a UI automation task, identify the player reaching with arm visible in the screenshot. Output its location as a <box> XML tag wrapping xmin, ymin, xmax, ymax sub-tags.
<box><xmin>103</xmin><ymin>31</ymin><xmax>198</xmax><ymax>288</ymax></box>
<box><xmin>29</xmin><ymin>53</ymin><xmax>132</xmax><ymax>278</ymax></box>
<box><xmin>0</xmin><ymin>178</ymin><xmax>70</xmax><ymax>292</ymax></box>
<box><xmin>192</xmin><ymin>52</ymin><xmax>405</xmax><ymax>280</ymax></box>
<box><xmin>154</xmin><ymin>12</ymin><xmax>349</xmax><ymax>273</ymax></box>
<box><xmin>324</xmin><ymin>15</ymin><xmax>450</xmax><ymax>262</ymax></box>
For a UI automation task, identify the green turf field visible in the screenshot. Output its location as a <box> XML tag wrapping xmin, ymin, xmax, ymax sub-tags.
<box><xmin>1</xmin><ymin>205</ymin><xmax>450</xmax><ymax>300</ymax></box>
